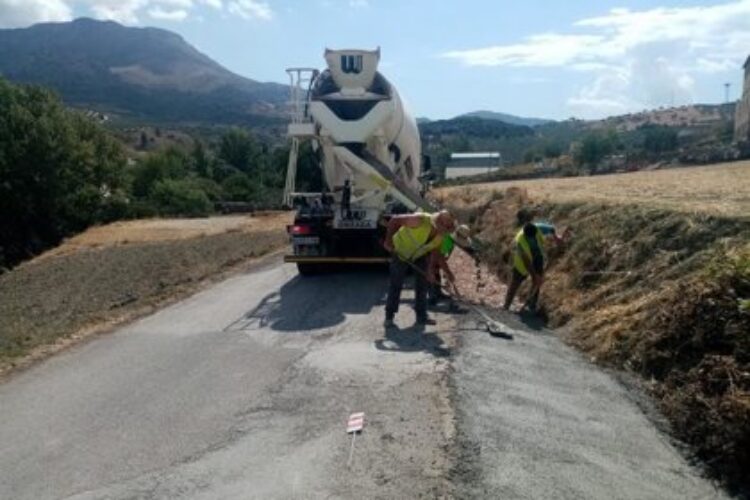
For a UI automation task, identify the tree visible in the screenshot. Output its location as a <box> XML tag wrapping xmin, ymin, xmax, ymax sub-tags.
<box><xmin>575</xmin><ymin>130</ymin><xmax>618</xmax><ymax>170</ymax></box>
<box><xmin>543</xmin><ymin>142</ymin><xmax>563</xmax><ymax>159</ymax></box>
<box><xmin>130</xmin><ymin>147</ymin><xmax>189</xmax><ymax>198</ymax></box>
<box><xmin>221</xmin><ymin>172</ymin><xmax>259</xmax><ymax>202</ymax></box>
<box><xmin>191</xmin><ymin>139</ymin><xmax>212</xmax><ymax>178</ymax></box>
<box><xmin>149</xmin><ymin>179</ymin><xmax>212</xmax><ymax>217</ymax></box>
<box><xmin>643</xmin><ymin>126</ymin><xmax>678</xmax><ymax>153</ymax></box>
<box><xmin>0</xmin><ymin>78</ymin><xmax>127</xmax><ymax>267</ymax></box>
<box><xmin>218</xmin><ymin>128</ymin><xmax>259</xmax><ymax>174</ymax></box>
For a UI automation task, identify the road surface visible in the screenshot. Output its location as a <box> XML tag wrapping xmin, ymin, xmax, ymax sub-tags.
<box><xmin>0</xmin><ymin>256</ymin><xmax>726</xmax><ymax>499</ymax></box>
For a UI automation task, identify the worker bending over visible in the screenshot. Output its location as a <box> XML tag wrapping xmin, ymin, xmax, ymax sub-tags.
<box><xmin>503</xmin><ymin>209</ymin><xmax>568</xmax><ymax>313</ymax></box>
<box><xmin>383</xmin><ymin>210</ymin><xmax>456</xmax><ymax>328</ymax></box>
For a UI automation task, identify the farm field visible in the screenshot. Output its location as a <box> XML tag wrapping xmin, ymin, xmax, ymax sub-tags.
<box><xmin>438</xmin><ymin>161</ymin><xmax>750</xmax><ymax>218</ymax></box>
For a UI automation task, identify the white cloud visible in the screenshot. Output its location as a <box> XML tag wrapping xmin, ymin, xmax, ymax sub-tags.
<box><xmin>227</xmin><ymin>0</ymin><xmax>272</xmax><ymax>20</ymax></box>
<box><xmin>148</xmin><ymin>6</ymin><xmax>189</xmax><ymax>21</ymax></box>
<box><xmin>0</xmin><ymin>0</ymin><xmax>72</xmax><ymax>28</ymax></box>
<box><xmin>0</xmin><ymin>0</ymin><xmax>230</xmax><ymax>26</ymax></box>
<box><xmin>84</xmin><ymin>0</ymin><xmax>149</xmax><ymax>24</ymax></box>
<box><xmin>442</xmin><ymin>0</ymin><xmax>750</xmax><ymax>118</ymax></box>
<box><xmin>197</xmin><ymin>0</ymin><xmax>222</xmax><ymax>8</ymax></box>
<box><xmin>443</xmin><ymin>34</ymin><xmax>605</xmax><ymax>67</ymax></box>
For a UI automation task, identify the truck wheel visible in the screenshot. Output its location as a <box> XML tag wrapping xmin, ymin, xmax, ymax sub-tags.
<box><xmin>297</xmin><ymin>263</ymin><xmax>320</xmax><ymax>276</ymax></box>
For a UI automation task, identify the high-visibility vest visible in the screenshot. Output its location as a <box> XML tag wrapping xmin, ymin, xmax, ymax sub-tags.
<box><xmin>513</xmin><ymin>226</ymin><xmax>546</xmax><ymax>276</ymax></box>
<box><xmin>393</xmin><ymin>214</ymin><xmax>443</xmax><ymax>262</ymax></box>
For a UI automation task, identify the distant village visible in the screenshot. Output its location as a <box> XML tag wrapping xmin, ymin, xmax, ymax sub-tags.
<box><xmin>444</xmin><ymin>54</ymin><xmax>750</xmax><ymax>181</ymax></box>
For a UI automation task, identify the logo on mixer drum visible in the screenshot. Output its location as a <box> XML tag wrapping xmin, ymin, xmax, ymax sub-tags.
<box><xmin>341</xmin><ymin>55</ymin><xmax>363</xmax><ymax>74</ymax></box>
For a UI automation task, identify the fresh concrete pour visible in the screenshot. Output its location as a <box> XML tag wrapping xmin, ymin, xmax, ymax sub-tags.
<box><xmin>0</xmin><ymin>256</ymin><xmax>725</xmax><ymax>498</ymax></box>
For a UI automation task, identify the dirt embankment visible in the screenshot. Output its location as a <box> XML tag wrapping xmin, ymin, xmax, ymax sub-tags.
<box><xmin>435</xmin><ymin>165</ymin><xmax>750</xmax><ymax>494</ymax></box>
<box><xmin>0</xmin><ymin>213</ymin><xmax>291</xmax><ymax>376</ymax></box>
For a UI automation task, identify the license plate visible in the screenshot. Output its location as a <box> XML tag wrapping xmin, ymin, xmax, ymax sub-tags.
<box><xmin>337</xmin><ymin>220</ymin><xmax>375</xmax><ymax>229</ymax></box>
<box><xmin>293</xmin><ymin>236</ymin><xmax>320</xmax><ymax>245</ymax></box>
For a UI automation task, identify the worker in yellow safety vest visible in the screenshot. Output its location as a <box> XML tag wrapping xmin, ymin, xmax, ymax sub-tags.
<box><xmin>383</xmin><ymin>210</ymin><xmax>456</xmax><ymax>328</ymax></box>
<box><xmin>503</xmin><ymin>208</ymin><xmax>568</xmax><ymax>313</ymax></box>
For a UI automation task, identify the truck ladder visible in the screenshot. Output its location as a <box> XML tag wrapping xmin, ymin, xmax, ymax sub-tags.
<box><xmin>284</xmin><ymin>67</ymin><xmax>318</xmax><ymax>207</ymax></box>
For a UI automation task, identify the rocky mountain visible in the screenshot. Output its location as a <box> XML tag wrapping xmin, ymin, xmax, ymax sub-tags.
<box><xmin>0</xmin><ymin>18</ymin><xmax>288</xmax><ymax>124</ymax></box>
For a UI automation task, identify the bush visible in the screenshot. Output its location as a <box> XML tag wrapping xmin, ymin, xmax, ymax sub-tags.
<box><xmin>149</xmin><ymin>179</ymin><xmax>213</xmax><ymax>217</ymax></box>
<box><xmin>643</xmin><ymin>126</ymin><xmax>678</xmax><ymax>153</ymax></box>
<box><xmin>130</xmin><ymin>147</ymin><xmax>189</xmax><ymax>198</ymax></box>
<box><xmin>221</xmin><ymin>172</ymin><xmax>259</xmax><ymax>202</ymax></box>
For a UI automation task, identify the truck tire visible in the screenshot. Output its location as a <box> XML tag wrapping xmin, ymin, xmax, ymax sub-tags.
<box><xmin>297</xmin><ymin>263</ymin><xmax>320</xmax><ymax>276</ymax></box>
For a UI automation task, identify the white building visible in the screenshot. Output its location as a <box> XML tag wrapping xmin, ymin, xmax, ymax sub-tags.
<box><xmin>444</xmin><ymin>152</ymin><xmax>502</xmax><ymax>179</ymax></box>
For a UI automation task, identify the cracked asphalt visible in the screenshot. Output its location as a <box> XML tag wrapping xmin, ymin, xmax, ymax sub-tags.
<box><xmin>0</xmin><ymin>256</ymin><xmax>727</xmax><ymax>499</ymax></box>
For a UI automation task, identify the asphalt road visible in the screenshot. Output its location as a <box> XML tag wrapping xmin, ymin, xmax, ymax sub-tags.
<box><xmin>0</xmin><ymin>256</ymin><xmax>726</xmax><ymax>499</ymax></box>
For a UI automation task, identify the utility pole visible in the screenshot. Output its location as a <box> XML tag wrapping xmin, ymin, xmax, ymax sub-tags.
<box><xmin>724</xmin><ymin>82</ymin><xmax>731</xmax><ymax>104</ymax></box>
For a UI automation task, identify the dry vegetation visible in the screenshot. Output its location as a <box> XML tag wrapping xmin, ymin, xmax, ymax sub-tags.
<box><xmin>440</xmin><ymin>161</ymin><xmax>750</xmax><ymax>219</ymax></box>
<box><xmin>0</xmin><ymin>213</ymin><xmax>291</xmax><ymax>376</ymax></box>
<box><xmin>435</xmin><ymin>163</ymin><xmax>750</xmax><ymax>494</ymax></box>
<box><xmin>40</xmin><ymin>212</ymin><xmax>290</xmax><ymax>260</ymax></box>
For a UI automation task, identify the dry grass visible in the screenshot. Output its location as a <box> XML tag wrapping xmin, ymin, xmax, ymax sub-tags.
<box><xmin>40</xmin><ymin>212</ymin><xmax>292</xmax><ymax>260</ymax></box>
<box><xmin>438</xmin><ymin>161</ymin><xmax>750</xmax><ymax>218</ymax></box>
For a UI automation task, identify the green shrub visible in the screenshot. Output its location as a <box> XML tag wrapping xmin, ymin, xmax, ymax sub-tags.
<box><xmin>149</xmin><ymin>179</ymin><xmax>213</xmax><ymax>217</ymax></box>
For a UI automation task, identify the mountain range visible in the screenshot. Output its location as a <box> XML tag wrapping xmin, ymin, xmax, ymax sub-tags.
<box><xmin>456</xmin><ymin>110</ymin><xmax>554</xmax><ymax>127</ymax></box>
<box><xmin>0</xmin><ymin>18</ymin><xmax>288</xmax><ymax>125</ymax></box>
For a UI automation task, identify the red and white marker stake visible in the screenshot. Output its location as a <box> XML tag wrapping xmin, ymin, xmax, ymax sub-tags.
<box><xmin>346</xmin><ymin>412</ymin><xmax>365</xmax><ymax>467</ymax></box>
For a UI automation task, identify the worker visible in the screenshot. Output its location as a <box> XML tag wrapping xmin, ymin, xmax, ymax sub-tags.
<box><xmin>503</xmin><ymin>209</ymin><xmax>568</xmax><ymax>313</ymax></box>
<box><xmin>428</xmin><ymin>224</ymin><xmax>471</xmax><ymax>307</ymax></box>
<box><xmin>383</xmin><ymin>210</ymin><xmax>456</xmax><ymax>327</ymax></box>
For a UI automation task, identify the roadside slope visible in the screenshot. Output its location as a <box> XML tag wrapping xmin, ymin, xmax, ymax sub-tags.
<box><xmin>436</xmin><ymin>163</ymin><xmax>750</xmax><ymax>493</ymax></box>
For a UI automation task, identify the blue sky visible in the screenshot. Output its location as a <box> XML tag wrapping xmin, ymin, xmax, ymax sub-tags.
<box><xmin>2</xmin><ymin>0</ymin><xmax>749</xmax><ymax>120</ymax></box>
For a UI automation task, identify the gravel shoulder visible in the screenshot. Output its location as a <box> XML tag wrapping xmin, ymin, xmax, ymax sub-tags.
<box><xmin>449</xmin><ymin>310</ymin><xmax>727</xmax><ymax>499</ymax></box>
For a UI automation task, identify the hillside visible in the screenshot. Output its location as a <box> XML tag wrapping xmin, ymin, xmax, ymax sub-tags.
<box><xmin>0</xmin><ymin>18</ymin><xmax>288</xmax><ymax>124</ymax></box>
<box><xmin>419</xmin><ymin>116</ymin><xmax>536</xmax><ymax>166</ymax></box>
<box><xmin>595</xmin><ymin>103</ymin><xmax>736</xmax><ymax>132</ymax></box>
<box><xmin>458</xmin><ymin>110</ymin><xmax>554</xmax><ymax>127</ymax></box>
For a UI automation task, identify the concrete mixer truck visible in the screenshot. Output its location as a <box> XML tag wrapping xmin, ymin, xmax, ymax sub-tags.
<box><xmin>282</xmin><ymin>48</ymin><xmax>435</xmax><ymax>275</ymax></box>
